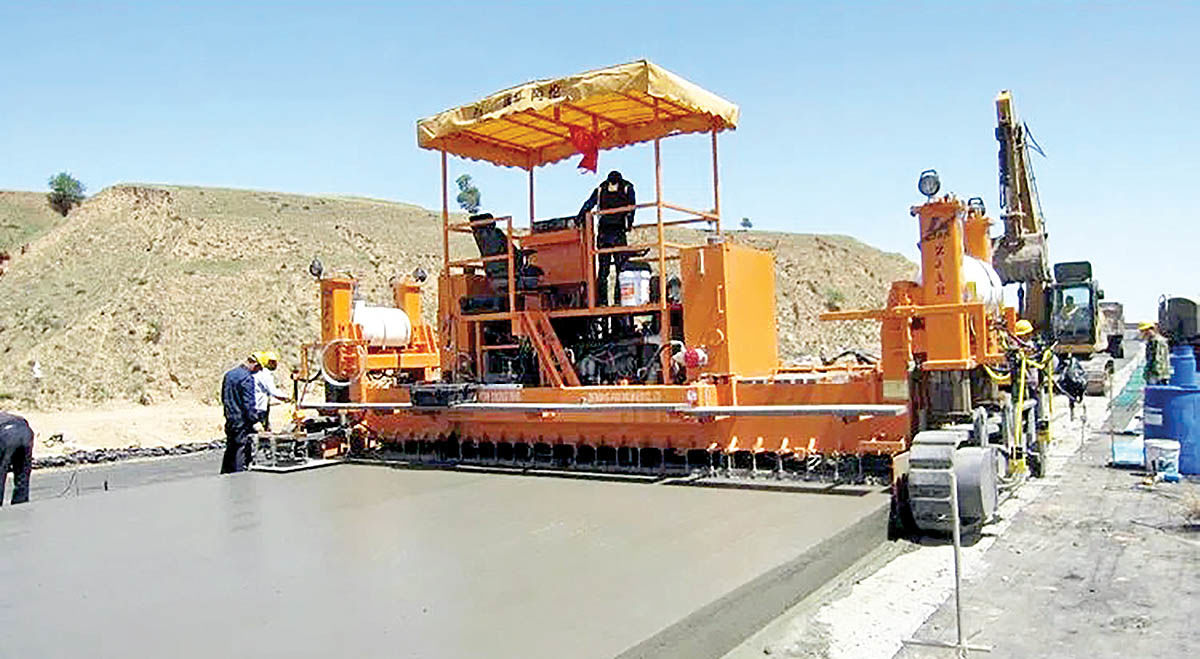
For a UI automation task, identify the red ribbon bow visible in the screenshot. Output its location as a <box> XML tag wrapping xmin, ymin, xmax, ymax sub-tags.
<box><xmin>569</xmin><ymin>126</ymin><xmax>599</xmax><ymax>173</ymax></box>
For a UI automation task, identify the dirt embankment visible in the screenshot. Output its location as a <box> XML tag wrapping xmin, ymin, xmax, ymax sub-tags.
<box><xmin>0</xmin><ymin>184</ymin><xmax>913</xmax><ymax>450</ymax></box>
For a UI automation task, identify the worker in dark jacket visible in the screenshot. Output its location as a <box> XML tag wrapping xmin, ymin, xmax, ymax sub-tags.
<box><xmin>577</xmin><ymin>170</ymin><xmax>636</xmax><ymax>306</ymax></box>
<box><xmin>0</xmin><ymin>411</ymin><xmax>34</xmax><ymax>505</ymax></box>
<box><xmin>221</xmin><ymin>356</ymin><xmax>262</xmax><ymax>474</ymax></box>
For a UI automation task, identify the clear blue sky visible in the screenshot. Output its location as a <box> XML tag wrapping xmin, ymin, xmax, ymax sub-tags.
<box><xmin>2</xmin><ymin>2</ymin><xmax>1196</xmax><ymax>320</ymax></box>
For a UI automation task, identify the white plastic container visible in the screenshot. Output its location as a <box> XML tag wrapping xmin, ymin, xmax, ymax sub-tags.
<box><xmin>353</xmin><ymin>301</ymin><xmax>412</xmax><ymax>347</ymax></box>
<box><xmin>1144</xmin><ymin>438</ymin><xmax>1181</xmax><ymax>476</ymax></box>
<box><xmin>618</xmin><ymin>270</ymin><xmax>651</xmax><ymax>307</ymax></box>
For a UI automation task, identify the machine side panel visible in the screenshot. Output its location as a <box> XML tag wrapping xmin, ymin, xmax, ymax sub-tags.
<box><xmin>722</xmin><ymin>243</ymin><xmax>779</xmax><ymax>377</ymax></box>
<box><xmin>681</xmin><ymin>244</ymin><xmax>731</xmax><ymax>375</ymax></box>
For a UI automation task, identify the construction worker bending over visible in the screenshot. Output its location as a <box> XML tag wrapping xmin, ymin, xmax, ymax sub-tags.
<box><xmin>1012</xmin><ymin>318</ymin><xmax>1036</xmax><ymax>350</ymax></box>
<box><xmin>221</xmin><ymin>355</ymin><xmax>262</xmax><ymax>474</ymax></box>
<box><xmin>0</xmin><ymin>411</ymin><xmax>33</xmax><ymax>505</ymax></box>
<box><xmin>252</xmin><ymin>351</ymin><xmax>291</xmax><ymax>431</ymax></box>
<box><xmin>577</xmin><ymin>170</ymin><xmax>636</xmax><ymax>306</ymax></box>
<box><xmin>1140</xmin><ymin>322</ymin><xmax>1170</xmax><ymax>385</ymax></box>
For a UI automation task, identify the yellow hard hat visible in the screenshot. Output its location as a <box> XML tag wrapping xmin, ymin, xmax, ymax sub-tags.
<box><xmin>1138</xmin><ymin>321</ymin><xmax>1155</xmax><ymax>332</ymax></box>
<box><xmin>255</xmin><ymin>351</ymin><xmax>280</xmax><ymax>368</ymax></box>
<box><xmin>1014</xmin><ymin>319</ymin><xmax>1034</xmax><ymax>337</ymax></box>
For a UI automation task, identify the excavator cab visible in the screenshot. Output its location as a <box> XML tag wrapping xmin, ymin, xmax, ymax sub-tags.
<box><xmin>1049</xmin><ymin>261</ymin><xmax>1103</xmax><ymax>352</ymax></box>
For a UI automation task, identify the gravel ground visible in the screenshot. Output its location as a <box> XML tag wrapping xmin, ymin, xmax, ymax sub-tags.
<box><xmin>895</xmin><ymin>364</ymin><xmax>1198</xmax><ymax>658</ymax></box>
<box><xmin>727</xmin><ymin>354</ymin><xmax>1144</xmax><ymax>659</ymax></box>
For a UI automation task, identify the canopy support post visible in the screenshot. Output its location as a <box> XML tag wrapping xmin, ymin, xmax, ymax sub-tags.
<box><xmin>440</xmin><ymin>149</ymin><xmax>455</xmax><ymax>379</ymax></box>
<box><xmin>527</xmin><ymin>167</ymin><xmax>535</xmax><ymax>226</ymax></box>
<box><xmin>441</xmin><ymin>150</ymin><xmax>450</xmax><ymax>275</ymax></box>
<box><xmin>655</xmin><ymin>137</ymin><xmax>671</xmax><ymax>384</ymax></box>
<box><xmin>711</xmin><ymin>127</ymin><xmax>722</xmax><ymax>236</ymax></box>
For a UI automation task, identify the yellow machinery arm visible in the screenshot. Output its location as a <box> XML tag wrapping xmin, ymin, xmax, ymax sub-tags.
<box><xmin>992</xmin><ymin>90</ymin><xmax>1051</xmax><ymax>329</ymax></box>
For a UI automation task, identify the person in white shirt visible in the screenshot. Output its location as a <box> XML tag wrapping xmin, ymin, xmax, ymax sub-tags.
<box><xmin>252</xmin><ymin>351</ymin><xmax>291</xmax><ymax>431</ymax></box>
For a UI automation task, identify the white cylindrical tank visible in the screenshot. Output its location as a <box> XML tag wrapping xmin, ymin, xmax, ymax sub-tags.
<box><xmin>915</xmin><ymin>256</ymin><xmax>1004</xmax><ymax>310</ymax></box>
<box><xmin>961</xmin><ymin>256</ymin><xmax>1004</xmax><ymax>310</ymax></box>
<box><xmin>353</xmin><ymin>301</ymin><xmax>412</xmax><ymax>348</ymax></box>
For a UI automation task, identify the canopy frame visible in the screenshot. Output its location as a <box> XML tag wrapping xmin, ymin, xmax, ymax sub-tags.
<box><xmin>431</xmin><ymin>61</ymin><xmax>737</xmax><ymax>384</ymax></box>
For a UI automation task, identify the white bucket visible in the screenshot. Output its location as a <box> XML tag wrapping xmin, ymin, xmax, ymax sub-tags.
<box><xmin>1144</xmin><ymin>438</ymin><xmax>1181</xmax><ymax>475</ymax></box>
<box><xmin>618</xmin><ymin>270</ymin><xmax>651</xmax><ymax>307</ymax></box>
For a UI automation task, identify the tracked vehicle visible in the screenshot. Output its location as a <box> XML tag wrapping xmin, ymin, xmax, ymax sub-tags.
<box><xmin>289</xmin><ymin>62</ymin><xmax>1053</xmax><ymax>534</ymax></box>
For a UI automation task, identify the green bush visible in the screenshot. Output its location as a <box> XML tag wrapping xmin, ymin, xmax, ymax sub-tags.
<box><xmin>823</xmin><ymin>288</ymin><xmax>846</xmax><ymax>311</ymax></box>
<box><xmin>47</xmin><ymin>171</ymin><xmax>86</xmax><ymax>216</ymax></box>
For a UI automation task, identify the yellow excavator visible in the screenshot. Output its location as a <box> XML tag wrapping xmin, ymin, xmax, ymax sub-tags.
<box><xmin>991</xmin><ymin>90</ymin><xmax>1116</xmax><ymax>395</ymax></box>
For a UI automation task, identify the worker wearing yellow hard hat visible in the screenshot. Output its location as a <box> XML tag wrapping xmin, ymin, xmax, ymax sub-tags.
<box><xmin>1014</xmin><ymin>319</ymin><xmax>1034</xmax><ymax>337</ymax></box>
<box><xmin>251</xmin><ymin>350</ymin><xmax>291</xmax><ymax>431</ymax></box>
<box><xmin>254</xmin><ymin>351</ymin><xmax>280</xmax><ymax>369</ymax></box>
<box><xmin>1139</xmin><ymin>322</ymin><xmax>1169</xmax><ymax>384</ymax></box>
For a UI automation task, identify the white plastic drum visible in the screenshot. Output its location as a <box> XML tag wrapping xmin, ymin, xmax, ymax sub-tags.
<box><xmin>618</xmin><ymin>270</ymin><xmax>651</xmax><ymax>307</ymax></box>
<box><xmin>353</xmin><ymin>301</ymin><xmax>412</xmax><ymax>348</ymax></box>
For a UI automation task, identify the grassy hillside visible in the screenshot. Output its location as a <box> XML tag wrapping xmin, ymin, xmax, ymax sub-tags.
<box><xmin>0</xmin><ymin>190</ymin><xmax>66</xmax><ymax>252</ymax></box>
<box><xmin>0</xmin><ymin>184</ymin><xmax>913</xmax><ymax>409</ymax></box>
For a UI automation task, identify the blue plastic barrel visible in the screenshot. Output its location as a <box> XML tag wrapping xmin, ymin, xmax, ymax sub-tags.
<box><xmin>1143</xmin><ymin>387</ymin><xmax>1200</xmax><ymax>474</ymax></box>
<box><xmin>1169</xmin><ymin>345</ymin><xmax>1198</xmax><ymax>387</ymax></box>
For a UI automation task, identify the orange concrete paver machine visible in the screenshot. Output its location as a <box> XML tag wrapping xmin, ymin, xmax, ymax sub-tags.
<box><xmin>296</xmin><ymin>62</ymin><xmax>1049</xmax><ymax>534</ymax></box>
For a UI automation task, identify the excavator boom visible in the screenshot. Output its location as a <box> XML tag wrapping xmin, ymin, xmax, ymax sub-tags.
<box><xmin>992</xmin><ymin>90</ymin><xmax>1052</xmax><ymax>330</ymax></box>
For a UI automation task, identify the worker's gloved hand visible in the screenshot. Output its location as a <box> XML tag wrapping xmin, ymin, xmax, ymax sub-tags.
<box><xmin>251</xmin><ymin>423</ymin><xmax>264</xmax><ymax>434</ymax></box>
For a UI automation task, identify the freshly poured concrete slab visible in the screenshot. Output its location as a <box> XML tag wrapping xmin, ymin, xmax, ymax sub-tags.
<box><xmin>0</xmin><ymin>464</ymin><xmax>888</xmax><ymax>658</ymax></box>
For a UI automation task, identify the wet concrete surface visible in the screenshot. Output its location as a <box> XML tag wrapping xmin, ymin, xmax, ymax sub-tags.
<box><xmin>9</xmin><ymin>450</ymin><xmax>223</xmax><ymax>502</ymax></box>
<box><xmin>0</xmin><ymin>464</ymin><xmax>889</xmax><ymax>658</ymax></box>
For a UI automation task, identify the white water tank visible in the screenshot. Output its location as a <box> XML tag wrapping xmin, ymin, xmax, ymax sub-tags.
<box><xmin>916</xmin><ymin>256</ymin><xmax>1004</xmax><ymax>310</ymax></box>
<box><xmin>961</xmin><ymin>256</ymin><xmax>1004</xmax><ymax>310</ymax></box>
<box><xmin>353</xmin><ymin>301</ymin><xmax>412</xmax><ymax>347</ymax></box>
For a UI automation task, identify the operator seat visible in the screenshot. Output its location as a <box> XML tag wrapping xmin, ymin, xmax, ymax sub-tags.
<box><xmin>469</xmin><ymin>214</ymin><xmax>542</xmax><ymax>292</ymax></box>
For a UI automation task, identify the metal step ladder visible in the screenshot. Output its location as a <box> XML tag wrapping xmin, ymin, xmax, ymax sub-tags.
<box><xmin>518</xmin><ymin>310</ymin><xmax>581</xmax><ymax>387</ymax></box>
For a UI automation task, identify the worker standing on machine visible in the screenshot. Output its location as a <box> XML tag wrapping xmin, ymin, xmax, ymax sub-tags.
<box><xmin>577</xmin><ymin>170</ymin><xmax>636</xmax><ymax>306</ymax></box>
<box><xmin>221</xmin><ymin>355</ymin><xmax>262</xmax><ymax>474</ymax></box>
<box><xmin>1140</xmin><ymin>322</ymin><xmax>1170</xmax><ymax>385</ymax></box>
<box><xmin>252</xmin><ymin>351</ymin><xmax>291</xmax><ymax>431</ymax></box>
<box><xmin>0</xmin><ymin>411</ymin><xmax>34</xmax><ymax>505</ymax></box>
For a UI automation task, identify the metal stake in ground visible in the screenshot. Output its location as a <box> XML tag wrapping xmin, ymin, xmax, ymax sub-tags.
<box><xmin>902</xmin><ymin>469</ymin><xmax>992</xmax><ymax>657</ymax></box>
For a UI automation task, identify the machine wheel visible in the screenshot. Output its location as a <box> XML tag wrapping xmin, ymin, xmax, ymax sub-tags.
<box><xmin>906</xmin><ymin>430</ymin><xmax>1000</xmax><ymax>535</ymax></box>
<box><xmin>890</xmin><ymin>474</ymin><xmax>918</xmax><ymax>540</ymax></box>
<box><xmin>1028</xmin><ymin>450</ymin><xmax>1045</xmax><ymax>478</ymax></box>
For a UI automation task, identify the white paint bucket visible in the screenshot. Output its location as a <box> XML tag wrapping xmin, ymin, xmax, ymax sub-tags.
<box><xmin>1144</xmin><ymin>438</ymin><xmax>1181</xmax><ymax>476</ymax></box>
<box><xmin>618</xmin><ymin>270</ymin><xmax>650</xmax><ymax>307</ymax></box>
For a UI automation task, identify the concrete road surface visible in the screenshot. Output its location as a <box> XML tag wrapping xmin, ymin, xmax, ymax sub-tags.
<box><xmin>0</xmin><ymin>464</ymin><xmax>889</xmax><ymax>659</ymax></box>
<box><xmin>3</xmin><ymin>450</ymin><xmax>222</xmax><ymax>504</ymax></box>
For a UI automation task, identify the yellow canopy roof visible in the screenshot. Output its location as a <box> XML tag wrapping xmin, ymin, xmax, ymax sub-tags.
<box><xmin>417</xmin><ymin>59</ymin><xmax>739</xmax><ymax>169</ymax></box>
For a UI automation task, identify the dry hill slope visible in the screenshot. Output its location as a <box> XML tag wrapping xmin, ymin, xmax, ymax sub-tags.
<box><xmin>0</xmin><ymin>184</ymin><xmax>913</xmax><ymax>409</ymax></box>
<box><xmin>1</xmin><ymin>190</ymin><xmax>67</xmax><ymax>253</ymax></box>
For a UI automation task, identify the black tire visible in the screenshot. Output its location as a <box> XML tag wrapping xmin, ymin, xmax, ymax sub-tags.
<box><xmin>889</xmin><ymin>474</ymin><xmax>918</xmax><ymax>540</ymax></box>
<box><xmin>1029</xmin><ymin>451</ymin><xmax>1045</xmax><ymax>478</ymax></box>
